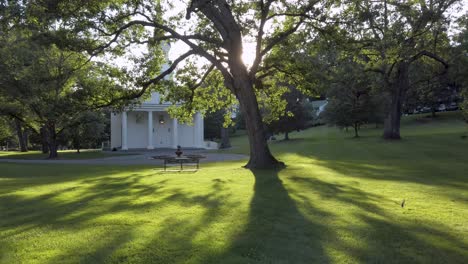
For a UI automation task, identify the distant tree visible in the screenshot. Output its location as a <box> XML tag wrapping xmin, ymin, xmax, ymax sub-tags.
<box><xmin>203</xmin><ymin>109</ymin><xmax>232</xmax><ymax>149</ymax></box>
<box><xmin>13</xmin><ymin>119</ymin><xmax>28</xmax><ymax>152</ymax></box>
<box><xmin>0</xmin><ymin>31</ymin><xmax>127</xmax><ymax>158</ymax></box>
<box><xmin>449</xmin><ymin>15</ymin><xmax>468</xmax><ymax>122</ymax></box>
<box><xmin>323</xmin><ymin>61</ymin><xmax>382</xmax><ymax>137</ymax></box>
<box><xmin>0</xmin><ymin>117</ymin><xmax>14</xmax><ymax>149</ymax></box>
<box><xmin>61</xmin><ymin>111</ymin><xmax>108</xmax><ymax>153</ymax></box>
<box><xmin>267</xmin><ymin>86</ymin><xmax>311</xmax><ymax>140</ymax></box>
<box><xmin>204</xmin><ymin>110</ymin><xmax>224</xmax><ymax>141</ymax></box>
<box><xmin>219</xmin><ymin>126</ymin><xmax>232</xmax><ymax>149</ymax></box>
<box><xmin>340</xmin><ymin>0</ymin><xmax>457</xmax><ymax>139</ymax></box>
<box><xmin>406</xmin><ymin>60</ymin><xmax>454</xmax><ymax>117</ymax></box>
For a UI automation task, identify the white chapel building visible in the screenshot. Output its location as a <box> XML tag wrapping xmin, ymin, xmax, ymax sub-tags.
<box><xmin>110</xmin><ymin>44</ymin><xmax>205</xmax><ymax>150</ymax></box>
<box><xmin>110</xmin><ymin>93</ymin><xmax>204</xmax><ymax>150</ymax></box>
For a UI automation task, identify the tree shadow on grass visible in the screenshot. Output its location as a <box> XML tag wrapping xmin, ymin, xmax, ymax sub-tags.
<box><xmin>0</xmin><ymin>164</ymin><xmax>246</xmax><ymax>263</ymax></box>
<box><xmin>286</xmin><ymin>175</ymin><xmax>468</xmax><ymax>263</ymax></box>
<box><xmin>2</xmin><ymin>161</ymin><xmax>467</xmax><ymax>263</ymax></box>
<box><xmin>200</xmin><ymin>168</ymin><xmax>334</xmax><ymax>263</ymax></box>
<box><xmin>83</xmin><ymin>177</ymin><xmax>242</xmax><ymax>263</ymax></box>
<box><xmin>275</xmin><ymin>133</ymin><xmax>468</xmax><ymax>190</ymax></box>
<box><xmin>303</xmin><ymin>158</ymin><xmax>468</xmax><ymax>198</ymax></box>
<box><xmin>0</xmin><ymin>172</ymin><xmax>165</xmax><ymax>240</ymax></box>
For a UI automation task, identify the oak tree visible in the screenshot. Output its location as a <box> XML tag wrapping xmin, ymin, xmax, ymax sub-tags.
<box><xmin>40</xmin><ymin>0</ymin><xmax>332</xmax><ymax>168</ymax></box>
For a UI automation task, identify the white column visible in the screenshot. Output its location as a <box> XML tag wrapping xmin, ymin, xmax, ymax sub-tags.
<box><xmin>121</xmin><ymin>111</ymin><xmax>128</xmax><ymax>150</ymax></box>
<box><xmin>194</xmin><ymin>112</ymin><xmax>203</xmax><ymax>148</ymax></box>
<box><xmin>147</xmin><ymin>111</ymin><xmax>154</xmax><ymax>149</ymax></box>
<box><xmin>200</xmin><ymin>113</ymin><xmax>204</xmax><ymax>148</ymax></box>
<box><xmin>172</xmin><ymin>117</ymin><xmax>178</xmax><ymax>149</ymax></box>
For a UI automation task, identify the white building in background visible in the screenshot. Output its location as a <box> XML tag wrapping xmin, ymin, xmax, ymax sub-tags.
<box><xmin>110</xmin><ymin>43</ymin><xmax>205</xmax><ymax>150</ymax></box>
<box><xmin>110</xmin><ymin>93</ymin><xmax>204</xmax><ymax>150</ymax></box>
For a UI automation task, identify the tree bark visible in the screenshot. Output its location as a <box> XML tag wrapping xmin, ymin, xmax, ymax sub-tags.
<box><xmin>23</xmin><ymin>130</ymin><xmax>28</xmax><ymax>149</ymax></box>
<box><xmin>235</xmin><ymin>75</ymin><xmax>283</xmax><ymax>169</ymax></box>
<box><xmin>284</xmin><ymin>132</ymin><xmax>289</xmax><ymax>140</ymax></box>
<box><xmin>45</xmin><ymin>123</ymin><xmax>59</xmax><ymax>159</ymax></box>
<box><xmin>191</xmin><ymin>0</ymin><xmax>283</xmax><ymax>169</ymax></box>
<box><xmin>219</xmin><ymin>127</ymin><xmax>231</xmax><ymax>149</ymax></box>
<box><xmin>383</xmin><ymin>62</ymin><xmax>408</xmax><ymax>140</ymax></box>
<box><xmin>40</xmin><ymin>126</ymin><xmax>49</xmax><ymax>154</ymax></box>
<box><xmin>14</xmin><ymin>119</ymin><xmax>28</xmax><ymax>152</ymax></box>
<box><xmin>354</xmin><ymin>123</ymin><xmax>359</xmax><ymax>138</ymax></box>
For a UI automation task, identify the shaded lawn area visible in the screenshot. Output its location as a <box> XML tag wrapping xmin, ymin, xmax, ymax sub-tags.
<box><xmin>0</xmin><ymin>150</ymin><xmax>133</xmax><ymax>160</ymax></box>
<box><xmin>1</xmin><ymin>113</ymin><xmax>467</xmax><ymax>263</ymax></box>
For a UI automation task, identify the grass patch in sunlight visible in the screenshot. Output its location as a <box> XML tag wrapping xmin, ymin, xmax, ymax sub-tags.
<box><xmin>1</xmin><ymin>111</ymin><xmax>467</xmax><ymax>263</ymax></box>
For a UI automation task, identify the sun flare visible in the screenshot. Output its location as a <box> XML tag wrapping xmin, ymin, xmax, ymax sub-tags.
<box><xmin>241</xmin><ymin>42</ymin><xmax>257</xmax><ymax>67</ymax></box>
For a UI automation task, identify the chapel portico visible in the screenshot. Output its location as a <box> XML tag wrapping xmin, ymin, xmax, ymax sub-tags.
<box><xmin>110</xmin><ymin>93</ymin><xmax>204</xmax><ymax>150</ymax></box>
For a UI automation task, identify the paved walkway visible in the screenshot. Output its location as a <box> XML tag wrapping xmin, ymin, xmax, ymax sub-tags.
<box><xmin>0</xmin><ymin>149</ymin><xmax>248</xmax><ymax>166</ymax></box>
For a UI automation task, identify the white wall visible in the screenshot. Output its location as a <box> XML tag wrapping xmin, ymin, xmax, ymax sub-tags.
<box><xmin>127</xmin><ymin>112</ymin><xmax>148</xmax><ymax>149</ymax></box>
<box><xmin>178</xmin><ymin>123</ymin><xmax>194</xmax><ymax>147</ymax></box>
<box><xmin>146</xmin><ymin>92</ymin><xmax>161</xmax><ymax>104</ymax></box>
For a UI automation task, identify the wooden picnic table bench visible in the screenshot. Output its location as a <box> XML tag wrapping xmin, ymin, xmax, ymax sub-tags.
<box><xmin>151</xmin><ymin>155</ymin><xmax>206</xmax><ymax>171</ymax></box>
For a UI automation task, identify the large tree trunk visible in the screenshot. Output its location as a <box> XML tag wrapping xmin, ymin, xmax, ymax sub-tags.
<box><xmin>383</xmin><ymin>62</ymin><xmax>409</xmax><ymax>140</ymax></box>
<box><xmin>45</xmin><ymin>123</ymin><xmax>59</xmax><ymax>159</ymax></box>
<box><xmin>235</xmin><ymin>76</ymin><xmax>283</xmax><ymax>169</ymax></box>
<box><xmin>219</xmin><ymin>127</ymin><xmax>231</xmax><ymax>149</ymax></box>
<box><xmin>23</xmin><ymin>130</ymin><xmax>28</xmax><ymax>149</ymax></box>
<box><xmin>284</xmin><ymin>132</ymin><xmax>289</xmax><ymax>140</ymax></box>
<box><xmin>192</xmin><ymin>0</ymin><xmax>282</xmax><ymax>169</ymax></box>
<box><xmin>40</xmin><ymin>126</ymin><xmax>49</xmax><ymax>154</ymax></box>
<box><xmin>14</xmin><ymin>119</ymin><xmax>28</xmax><ymax>152</ymax></box>
<box><xmin>48</xmin><ymin>141</ymin><xmax>58</xmax><ymax>159</ymax></box>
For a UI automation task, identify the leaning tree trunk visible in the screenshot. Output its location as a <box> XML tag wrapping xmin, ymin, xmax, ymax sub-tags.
<box><xmin>14</xmin><ymin>119</ymin><xmax>28</xmax><ymax>152</ymax></box>
<box><xmin>219</xmin><ymin>127</ymin><xmax>231</xmax><ymax>149</ymax></box>
<box><xmin>383</xmin><ymin>62</ymin><xmax>409</xmax><ymax>140</ymax></box>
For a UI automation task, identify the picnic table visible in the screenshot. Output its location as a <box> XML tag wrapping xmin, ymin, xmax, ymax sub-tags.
<box><xmin>151</xmin><ymin>154</ymin><xmax>206</xmax><ymax>171</ymax></box>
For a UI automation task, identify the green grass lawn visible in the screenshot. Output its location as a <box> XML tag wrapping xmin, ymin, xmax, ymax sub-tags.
<box><xmin>0</xmin><ymin>149</ymin><xmax>132</xmax><ymax>160</ymax></box>
<box><xmin>1</xmin><ymin>112</ymin><xmax>467</xmax><ymax>263</ymax></box>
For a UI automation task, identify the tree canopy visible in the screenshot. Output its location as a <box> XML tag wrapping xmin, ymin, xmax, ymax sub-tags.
<box><xmin>1</xmin><ymin>0</ymin><xmax>466</xmax><ymax>163</ymax></box>
<box><xmin>24</xmin><ymin>0</ymin><xmax>337</xmax><ymax>168</ymax></box>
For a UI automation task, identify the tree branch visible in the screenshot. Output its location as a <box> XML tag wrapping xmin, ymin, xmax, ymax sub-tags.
<box><xmin>409</xmin><ymin>50</ymin><xmax>449</xmax><ymax>68</ymax></box>
<box><xmin>260</xmin><ymin>18</ymin><xmax>304</xmax><ymax>58</ymax></box>
<box><xmin>250</xmin><ymin>0</ymin><xmax>273</xmax><ymax>79</ymax></box>
<box><xmin>190</xmin><ymin>64</ymin><xmax>215</xmax><ymax>90</ymax></box>
<box><xmin>97</xmin><ymin>50</ymin><xmax>196</xmax><ymax>108</ymax></box>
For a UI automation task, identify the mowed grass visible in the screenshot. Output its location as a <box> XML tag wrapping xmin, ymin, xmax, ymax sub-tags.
<box><xmin>0</xmin><ymin>149</ymin><xmax>133</xmax><ymax>160</ymax></box>
<box><xmin>1</xmin><ymin>112</ymin><xmax>467</xmax><ymax>263</ymax></box>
